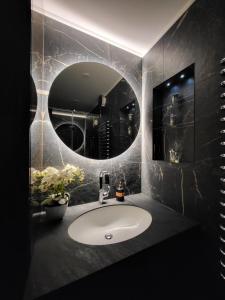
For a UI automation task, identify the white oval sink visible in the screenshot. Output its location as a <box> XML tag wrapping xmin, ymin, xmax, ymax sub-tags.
<box><xmin>68</xmin><ymin>205</ymin><xmax>152</xmax><ymax>245</ymax></box>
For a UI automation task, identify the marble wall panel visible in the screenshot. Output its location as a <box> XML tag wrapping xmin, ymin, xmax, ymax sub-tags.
<box><xmin>30</xmin><ymin>12</ymin><xmax>142</xmax><ymax>206</ymax></box>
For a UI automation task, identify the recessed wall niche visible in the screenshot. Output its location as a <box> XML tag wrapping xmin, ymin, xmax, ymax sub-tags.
<box><xmin>153</xmin><ymin>64</ymin><xmax>195</xmax><ymax>163</ymax></box>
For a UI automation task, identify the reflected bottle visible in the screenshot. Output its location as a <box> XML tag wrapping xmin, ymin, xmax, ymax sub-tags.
<box><xmin>170</xmin><ymin>113</ymin><xmax>176</xmax><ymax>126</ymax></box>
<box><xmin>128</xmin><ymin>126</ymin><xmax>132</xmax><ymax>136</ymax></box>
<box><xmin>169</xmin><ymin>94</ymin><xmax>179</xmax><ymax>126</ymax></box>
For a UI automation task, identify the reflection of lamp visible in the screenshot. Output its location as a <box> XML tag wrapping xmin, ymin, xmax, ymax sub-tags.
<box><xmin>128</xmin><ymin>113</ymin><xmax>133</xmax><ymax>121</ymax></box>
<box><xmin>99</xmin><ymin>95</ymin><xmax>107</xmax><ymax>107</ymax></box>
<box><xmin>93</xmin><ymin>118</ymin><xmax>98</xmax><ymax>127</ymax></box>
<box><xmin>128</xmin><ymin>126</ymin><xmax>132</xmax><ymax>136</ymax></box>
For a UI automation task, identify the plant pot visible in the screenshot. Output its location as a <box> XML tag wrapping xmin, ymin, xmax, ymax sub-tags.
<box><xmin>44</xmin><ymin>203</ymin><xmax>68</xmax><ymax>221</ymax></box>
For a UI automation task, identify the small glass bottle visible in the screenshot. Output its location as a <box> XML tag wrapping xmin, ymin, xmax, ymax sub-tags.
<box><xmin>116</xmin><ymin>180</ymin><xmax>125</xmax><ymax>201</ymax></box>
<box><xmin>170</xmin><ymin>113</ymin><xmax>176</xmax><ymax>126</ymax></box>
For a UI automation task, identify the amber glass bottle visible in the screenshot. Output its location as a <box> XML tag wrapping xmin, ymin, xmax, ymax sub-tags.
<box><xmin>116</xmin><ymin>180</ymin><xmax>125</xmax><ymax>201</ymax></box>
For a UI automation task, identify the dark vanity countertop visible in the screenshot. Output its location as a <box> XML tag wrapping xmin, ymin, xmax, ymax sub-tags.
<box><xmin>24</xmin><ymin>193</ymin><xmax>198</xmax><ymax>300</ymax></box>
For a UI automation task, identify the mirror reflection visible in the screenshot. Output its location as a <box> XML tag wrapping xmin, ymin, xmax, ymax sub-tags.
<box><xmin>30</xmin><ymin>77</ymin><xmax>37</xmax><ymax>125</ymax></box>
<box><xmin>48</xmin><ymin>62</ymin><xmax>140</xmax><ymax>159</ymax></box>
<box><xmin>55</xmin><ymin>122</ymin><xmax>84</xmax><ymax>153</ymax></box>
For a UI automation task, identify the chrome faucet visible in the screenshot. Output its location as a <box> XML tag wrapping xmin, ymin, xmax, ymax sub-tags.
<box><xmin>99</xmin><ymin>171</ymin><xmax>110</xmax><ymax>204</ymax></box>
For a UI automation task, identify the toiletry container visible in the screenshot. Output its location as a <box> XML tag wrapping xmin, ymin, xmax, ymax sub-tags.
<box><xmin>116</xmin><ymin>180</ymin><xmax>125</xmax><ymax>201</ymax></box>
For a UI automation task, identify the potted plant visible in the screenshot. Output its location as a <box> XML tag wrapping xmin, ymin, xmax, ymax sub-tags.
<box><xmin>30</xmin><ymin>164</ymin><xmax>85</xmax><ymax>221</ymax></box>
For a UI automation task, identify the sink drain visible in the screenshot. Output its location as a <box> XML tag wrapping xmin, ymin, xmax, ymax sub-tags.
<box><xmin>105</xmin><ymin>233</ymin><xmax>113</xmax><ymax>240</ymax></box>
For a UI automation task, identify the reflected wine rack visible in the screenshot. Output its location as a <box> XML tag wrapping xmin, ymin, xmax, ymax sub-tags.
<box><xmin>98</xmin><ymin>120</ymin><xmax>111</xmax><ymax>159</ymax></box>
<box><xmin>220</xmin><ymin>56</ymin><xmax>225</xmax><ymax>280</ymax></box>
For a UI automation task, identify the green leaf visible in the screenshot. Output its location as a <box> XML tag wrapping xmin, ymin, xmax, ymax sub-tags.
<box><xmin>41</xmin><ymin>198</ymin><xmax>54</xmax><ymax>206</ymax></box>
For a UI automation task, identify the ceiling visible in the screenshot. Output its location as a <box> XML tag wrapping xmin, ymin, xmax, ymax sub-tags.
<box><xmin>32</xmin><ymin>0</ymin><xmax>195</xmax><ymax>57</ymax></box>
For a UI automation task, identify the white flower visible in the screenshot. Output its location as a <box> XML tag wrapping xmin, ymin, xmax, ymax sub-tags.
<box><xmin>43</xmin><ymin>166</ymin><xmax>59</xmax><ymax>175</ymax></box>
<box><xmin>30</xmin><ymin>164</ymin><xmax>85</xmax><ymax>203</ymax></box>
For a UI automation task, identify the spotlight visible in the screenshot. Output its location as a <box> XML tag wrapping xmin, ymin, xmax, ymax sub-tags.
<box><xmin>180</xmin><ymin>74</ymin><xmax>185</xmax><ymax>79</ymax></box>
<box><xmin>166</xmin><ymin>82</ymin><xmax>171</xmax><ymax>87</ymax></box>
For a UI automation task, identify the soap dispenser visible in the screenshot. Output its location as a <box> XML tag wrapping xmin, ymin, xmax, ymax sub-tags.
<box><xmin>116</xmin><ymin>180</ymin><xmax>125</xmax><ymax>201</ymax></box>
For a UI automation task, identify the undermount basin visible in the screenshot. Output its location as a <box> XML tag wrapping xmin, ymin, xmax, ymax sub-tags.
<box><xmin>68</xmin><ymin>205</ymin><xmax>152</xmax><ymax>245</ymax></box>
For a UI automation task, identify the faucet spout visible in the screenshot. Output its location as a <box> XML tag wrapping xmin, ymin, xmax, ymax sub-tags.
<box><xmin>99</xmin><ymin>171</ymin><xmax>110</xmax><ymax>204</ymax></box>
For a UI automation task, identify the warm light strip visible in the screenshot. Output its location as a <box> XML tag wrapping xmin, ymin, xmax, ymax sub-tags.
<box><xmin>31</xmin><ymin>5</ymin><xmax>143</xmax><ymax>57</ymax></box>
<box><xmin>31</xmin><ymin>0</ymin><xmax>196</xmax><ymax>57</ymax></box>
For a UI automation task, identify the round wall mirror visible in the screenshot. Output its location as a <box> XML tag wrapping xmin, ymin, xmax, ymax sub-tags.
<box><xmin>48</xmin><ymin>62</ymin><xmax>140</xmax><ymax>159</ymax></box>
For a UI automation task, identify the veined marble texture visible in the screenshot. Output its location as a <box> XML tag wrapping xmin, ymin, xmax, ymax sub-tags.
<box><xmin>30</xmin><ymin>11</ymin><xmax>142</xmax><ymax>205</ymax></box>
<box><xmin>142</xmin><ymin>0</ymin><xmax>225</xmax><ymax>249</ymax></box>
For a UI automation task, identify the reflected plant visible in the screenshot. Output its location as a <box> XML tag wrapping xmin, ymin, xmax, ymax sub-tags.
<box><xmin>169</xmin><ymin>149</ymin><xmax>179</xmax><ymax>163</ymax></box>
<box><xmin>169</xmin><ymin>142</ymin><xmax>181</xmax><ymax>163</ymax></box>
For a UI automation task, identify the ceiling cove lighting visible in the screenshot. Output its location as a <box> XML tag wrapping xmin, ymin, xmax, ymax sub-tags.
<box><xmin>31</xmin><ymin>4</ymin><xmax>143</xmax><ymax>57</ymax></box>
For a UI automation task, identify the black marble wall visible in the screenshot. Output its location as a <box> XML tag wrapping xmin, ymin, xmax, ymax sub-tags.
<box><xmin>142</xmin><ymin>0</ymin><xmax>225</xmax><ymax>272</ymax></box>
<box><xmin>30</xmin><ymin>11</ymin><xmax>142</xmax><ymax>206</ymax></box>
